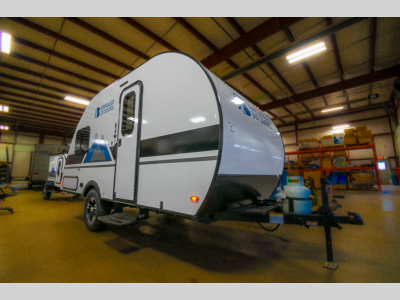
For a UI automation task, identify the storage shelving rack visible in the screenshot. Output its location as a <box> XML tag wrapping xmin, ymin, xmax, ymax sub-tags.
<box><xmin>285</xmin><ymin>135</ymin><xmax>382</xmax><ymax>191</ymax></box>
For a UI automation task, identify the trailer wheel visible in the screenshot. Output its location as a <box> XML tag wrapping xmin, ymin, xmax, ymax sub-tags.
<box><xmin>42</xmin><ymin>184</ymin><xmax>51</xmax><ymax>200</ymax></box>
<box><xmin>84</xmin><ymin>189</ymin><xmax>112</xmax><ymax>232</ymax></box>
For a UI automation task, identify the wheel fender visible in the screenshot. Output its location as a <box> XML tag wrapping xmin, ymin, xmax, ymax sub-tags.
<box><xmin>83</xmin><ymin>180</ymin><xmax>101</xmax><ymax>198</ymax></box>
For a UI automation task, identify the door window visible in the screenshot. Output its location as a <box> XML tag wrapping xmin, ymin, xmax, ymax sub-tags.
<box><xmin>121</xmin><ymin>91</ymin><xmax>136</xmax><ymax>136</ymax></box>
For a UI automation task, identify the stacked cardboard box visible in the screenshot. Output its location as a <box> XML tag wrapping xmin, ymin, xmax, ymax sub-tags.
<box><xmin>352</xmin><ymin>172</ymin><xmax>375</xmax><ymax>184</ymax></box>
<box><xmin>287</xmin><ymin>170</ymin><xmax>301</xmax><ymax>177</ymax></box>
<box><xmin>308</xmin><ymin>138</ymin><xmax>319</xmax><ymax>149</ymax></box>
<box><xmin>344</xmin><ymin>128</ymin><xmax>357</xmax><ymax>145</ymax></box>
<box><xmin>321</xmin><ymin>135</ymin><xmax>334</xmax><ymax>148</ymax></box>
<box><xmin>356</xmin><ymin>128</ymin><xmax>372</xmax><ymax>144</ymax></box>
<box><xmin>322</xmin><ymin>160</ymin><xmax>332</xmax><ymax>168</ymax></box>
<box><xmin>298</xmin><ymin>139</ymin><xmax>309</xmax><ymax>150</ymax></box>
<box><xmin>333</xmin><ymin>150</ymin><xmax>347</xmax><ymax>156</ymax></box>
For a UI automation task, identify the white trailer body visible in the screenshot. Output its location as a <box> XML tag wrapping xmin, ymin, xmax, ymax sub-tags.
<box><xmin>63</xmin><ymin>52</ymin><xmax>284</xmax><ymax>224</ymax></box>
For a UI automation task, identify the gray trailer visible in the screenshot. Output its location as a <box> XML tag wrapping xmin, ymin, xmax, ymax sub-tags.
<box><xmin>29</xmin><ymin>144</ymin><xmax>69</xmax><ymax>189</ymax></box>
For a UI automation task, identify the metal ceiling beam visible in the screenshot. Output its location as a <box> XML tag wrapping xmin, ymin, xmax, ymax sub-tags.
<box><xmin>326</xmin><ymin>17</ymin><xmax>348</xmax><ymax>109</ymax></box>
<box><xmin>119</xmin><ymin>18</ymin><xmax>177</xmax><ymax>51</ymax></box>
<box><xmin>0</xmin><ymin>88</ymin><xmax>85</xmax><ymax>113</ymax></box>
<box><xmin>7</xmin><ymin>52</ymin><xmax>108</xmax><ymax>87</ymax></box>
<box><xmin>0</xmin><ymin>124</ymin><xmax>71</xmax><ymax>138</ymax></box>
<box><xmin>201</xmin><ymin>17</ymin><xmax>304</xmax><ymax>69</ymax></box>
<box><xmin>5</xmin><ymin>111</ymin><xmax>78</xmax><ymax>127</ymax></box>
<box><xmin>6</xmin><ymin>17</ymin><xmax>135</xmax><ymax>71</ymax></box>
<box><xmin>369</xmin><ymin>17</ymin><xmax>378</xmax><ymax>105</ymax></box>
<box><xmin>0</xmin><ymin>62</ymin><xmax>99</xmax><ymax>95</ymax></box>
<box><xmin>64</xmin><ymin>17</ymin><xmax>151</xmax><ymax>61</ymax></box>
<box><xmin>224</xmin><ymin>17</ymin><xmax>300</xmax><ymax>120</ymax></box>
<box><xmin>0</xmin><ymin>116</ymin><xmax>74</xmax><ymax>135</ymax></box>
<box><xmin>221</xmin><ymin>17</ymin><xmax>368</xmax><ymax>81</ymax></box>
<box><xmin>270</xmin><ymin>95</ymin><xmax>378</xmax><ymax>120</ymax></box>
<box><xmin>277</xmin><ymin>102</ymin><xmax>388</xmax><ymax>129</ymax></box>
<box><xmin>0</xmin><ymin>96</ymin><xmax>82</xmax><ymax>119</ymax></box>
<box><xmin>13</xmin><ymin>36</ymin><xmax>119</xmax><ymax>80</ymax></box>
<box><xmin>0</xmin><ymin>73</ymin><xmax>91</xmax><ymax>101</ymax></box>
<box><xmin>3</xmin><ymin>112</ymin><xmax>77</xmax><ymax>128</ymax></box>
<box><xmin>260</xmin><ymin>64</ymin><xmax>400</xmax><ymax>111</ymax></box>
<box><xmin>370</xmin><ymin>17</ymin><xmax>377</xmax><ymax>73</ymax></box>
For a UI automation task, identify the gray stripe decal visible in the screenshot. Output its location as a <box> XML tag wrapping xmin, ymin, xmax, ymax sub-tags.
<box><xmin>139</xmin><ymin>156</ymin><xmax>218</xmax><ymax>165</ymax></box>
<box><xmin>64</xmin><ymin>164</ymin><xmax>115</xmax><ymax>169</ymax></box>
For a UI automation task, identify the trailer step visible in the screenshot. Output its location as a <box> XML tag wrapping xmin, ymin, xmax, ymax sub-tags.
<box><xmin>98</xmin><ymin>213</ymin><xmax>139</xmax><ymax>226</ymax></box>
<box><xmin>228</xmin><ymin>203</ymin><xmax>278</xmax><ymax>215</ymax></box>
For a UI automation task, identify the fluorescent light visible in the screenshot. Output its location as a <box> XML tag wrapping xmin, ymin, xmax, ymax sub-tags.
<box><xmin>127</xmin><ymin>117</ymin><xmax>135</xmax><ymax>121</ymax></box>
<box><xmin>0</xmin><ymin>106</ymin><xmax>2</xmax><ymax>111</ymax></box>
<box><xmin>231</xmin><ymin>97</ymin><xmax>244</xmax><ymax>105</ymax></box>
<box><xmin>190</xmin><ymin>116</ymin><xmax>205</xmax><ymax>123</ymax></box>
<box><xmin>5</xmin><ymin>126</ymin><xmax>9</xmax><ymax>130</ymax></box>
<box><xmin>0</xmin><ymin>32</ymin><xmax>11</xmax><ymax>54</ymax></box>
<box><xmin>287</xmin><ymin>42</ymin><xmax>326</xmax><ymax>64</ymax></box>
<box><xmin>332</xmin><ymin>125</ymin><xmax>349</xmax><ymax>129</ymax></box>
<box><xmin>3</xmin><ymin>106</ymin><xmax>8</xmax><ymax>112</ymax></box>
<box><xmin>321</xmin><ymin>107</ymin><xmax>343</xmax><ymax>113</ymax></box>
<box><xmin>64</xmin><ymin>96</ymin><xmax>90</xmax><ymax>105</ymax></box>
<box><xmin>0</xmin><ymin>126</ymin><xmax>3</xmax><ymax>129</ymax></box>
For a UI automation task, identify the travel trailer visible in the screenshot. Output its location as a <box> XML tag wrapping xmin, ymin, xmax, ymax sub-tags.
<box><xmin>42</xmin><ymin>153</ymin><xmax>68</xmax><ymax>200</ymax></box>
<box><xmin>60</xmin><ymin>52</ymin><xmax>285</xmax><ymax>232</ymax></box>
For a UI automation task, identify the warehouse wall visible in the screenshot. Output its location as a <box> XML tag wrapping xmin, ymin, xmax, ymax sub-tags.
<box><xmin>279</xmin><ymin>107</ymin><xmax>398</xmax><ymax>183</ymax></box>
<box><xmin>0</xmin><ymin>130</ymin><xmax>72</xmax><ymax>179</ymax></box>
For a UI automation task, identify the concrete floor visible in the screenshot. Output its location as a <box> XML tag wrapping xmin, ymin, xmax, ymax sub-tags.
<box><xmin>1</xmin><ymin>185</ymin><xmax>400</xmax><ymax>283</ymax></box>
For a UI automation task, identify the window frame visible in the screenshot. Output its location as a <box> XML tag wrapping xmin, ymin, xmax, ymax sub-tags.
<box><xmin>74</xmin><ymin>126</ymin><xmax>90</xmax><ymax>155</ymax></box>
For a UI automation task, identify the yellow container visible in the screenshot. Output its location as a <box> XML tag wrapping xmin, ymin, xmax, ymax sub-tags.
<box><xmin>344</xmin><ymin>128</ymin><xmax>355</xmax><ymax>136</ymax></box>
<box><xmin>358</xmin><ymin>137</ymin><xmax>371</xmax><ymax>144</ymax></box>
<box><xmin>345</xmin><ymin>137</ymin><xmax>357</xmax><ymax>145</ymax></box>
<box><xmin>357</xmin><ymin>130</ymin><xmax>372</xmax><ymax>138</ymax></box>
<box><xmin>322</xmin><ymin>135</ymin><xmax>333</xmax><ymax>140</ymax></box>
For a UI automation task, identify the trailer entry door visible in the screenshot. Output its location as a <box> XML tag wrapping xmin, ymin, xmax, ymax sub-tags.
<box><xmin>114</xmin><ymin>83</ymin><xmax>141</xmax><ymax>201</ymax></box>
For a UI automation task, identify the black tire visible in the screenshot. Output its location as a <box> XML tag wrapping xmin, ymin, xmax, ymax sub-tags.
<box><xmin>84</xmin><ymin>189</ymin><xmax>112</xmax><ymax>232</ymax></box>
<box><xmin>42</xmin><ymin>184</ymin><xmax>51</xmax><ymax>200</ymax></box>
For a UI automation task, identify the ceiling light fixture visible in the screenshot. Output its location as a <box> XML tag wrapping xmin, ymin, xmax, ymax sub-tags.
<box><xmin>0</xmin><ymin>105</ymin><xmax>9</xmax><ymax>112</ymax></box>
<box><xmin>0</xmin><ymin>32</ymin><xmax>11</xmax><ymax>54</ymax></box>
<box><xmin>332</xmin><ymin>125</ymin><xmax>349</xmax><ymax>129</ymax></box>
<box><xmin>286</xmin><ymin>42</ymin><xmax>326</xmax><ymax>64</ymax></box>
<box><xmin>321</xmin><ymin>106</ymin><xmax>343</xmax><ymax>113</ymax></box>
<box><xmin>64</xmin><ymin>96</ymin><xmax>90</xmax><ymax>105</ymax></box>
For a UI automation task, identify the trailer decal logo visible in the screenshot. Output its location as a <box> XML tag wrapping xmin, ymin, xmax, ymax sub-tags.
<box><xmin>234</xmin><ymin>93</ymin><xmax>273</xmax><ymax>130</ymax></box>
<box><xmin>94</xmin><ymin>100</ymin><xmax>114</xmax><ymax>118</ymax></box>
<box><xmin>84</xmin><ymin>134</ymin><xmax>112</xmax><ymax>163</ymax></box>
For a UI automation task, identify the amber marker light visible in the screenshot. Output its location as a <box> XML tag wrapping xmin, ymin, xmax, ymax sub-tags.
<box><xmin>191</xmin><ymin>196</ymin><xmax>199</xmax><ymax>202</ymax></box>
<box><xmin>60</xmin><ymin>183</ymin><xmax>63</xmax><ymax>186</ymax></box>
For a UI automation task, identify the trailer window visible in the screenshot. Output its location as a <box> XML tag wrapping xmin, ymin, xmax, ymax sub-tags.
<box><xmin>121</xmin><ymin>91</ymin><xmax>135</xmax><ymax>136</ymax></box>
<box><xmin>57</xmin><ymin>161</ymin><xmax>61</xmax><ymax>175</ymax></box>
<box><xmin>75</xmin><ymin>126</ymin><xmax>90</xmax><ymax>154</ymax></box>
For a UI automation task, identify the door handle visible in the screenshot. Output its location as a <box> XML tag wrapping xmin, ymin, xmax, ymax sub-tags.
<box><xmin>118</xmin><ymin>139</ymin><xmax>122</xmax><ymax>146</ymax></box>
<box><xmin>112</xmin><ymin>144</ymin><xmax>118</xmax><ymax>159</ymax></box>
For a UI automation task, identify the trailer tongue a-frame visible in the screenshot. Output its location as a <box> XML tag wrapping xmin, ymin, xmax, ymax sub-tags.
<box><xmin>62</xmin><ymin>52</ymin><xmax>363</xmax><ymax>269</ymax></box>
